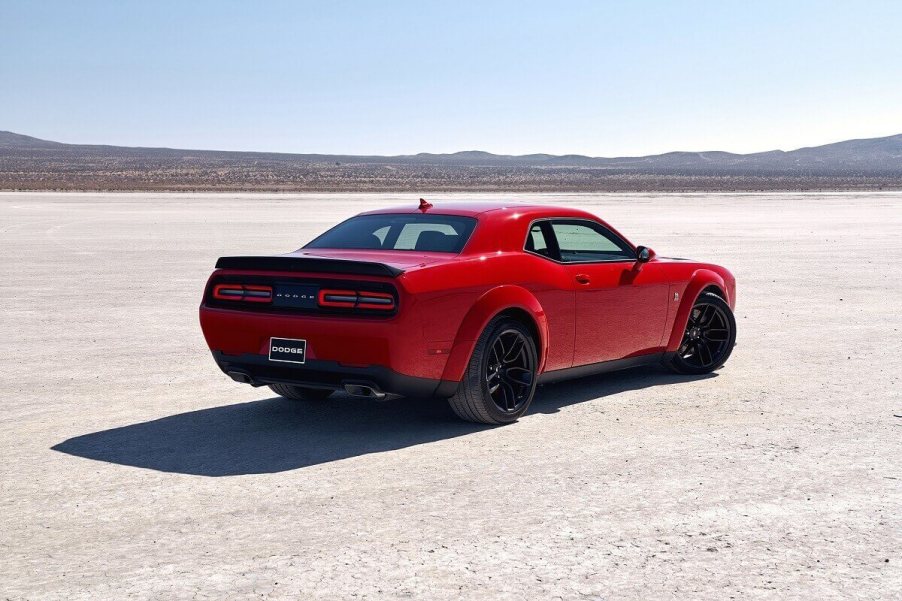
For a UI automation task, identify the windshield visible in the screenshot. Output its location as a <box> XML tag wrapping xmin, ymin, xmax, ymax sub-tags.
<box><xmin>305</xmin><ymin>214</ymin><xmax>477</xmax><ymax>253</ymax></box>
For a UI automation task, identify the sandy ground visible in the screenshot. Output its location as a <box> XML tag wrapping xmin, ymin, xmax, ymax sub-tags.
<box><xmin>0</xmin><ymin>192</ymin><xmax>900</xmax><ymax>600</ymax></box>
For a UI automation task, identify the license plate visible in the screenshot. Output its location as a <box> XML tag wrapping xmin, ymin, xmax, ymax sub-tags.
<box><xmin>269</xmin><ymin>337</ymin><xmax>307</xmax><ymax>364</ymax></box>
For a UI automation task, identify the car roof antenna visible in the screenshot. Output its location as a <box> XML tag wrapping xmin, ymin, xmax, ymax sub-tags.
<box><xmin>418</xmin><ymin>198</ymin><xmax>433</xmax><ymax>211</ymax></box>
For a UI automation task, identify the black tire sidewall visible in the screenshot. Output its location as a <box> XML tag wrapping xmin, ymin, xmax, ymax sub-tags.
<box><xmin>671</xmin><ymin>292</ymin><xmax>737</xmax><ymax>374</ymax></box>
<box><xmin>475</xmin><ymin>318</ymin><xmax>539</xmax><ymax>423</ymax></box>
<box><xmin>269</xmin><ymin>383</ymin><xmax>333</xmax><ymax>401</ymax></box>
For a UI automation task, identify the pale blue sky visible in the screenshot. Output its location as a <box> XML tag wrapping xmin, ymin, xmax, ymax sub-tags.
<box><xmin>2</xmin><ymin>0</ymin><xmax>901</xmax><ymax>156</ymax></box>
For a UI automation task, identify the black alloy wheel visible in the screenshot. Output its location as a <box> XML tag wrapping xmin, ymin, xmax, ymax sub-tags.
<box><xmin>485</xmin><ymin>328</ymin><xmax>535</xmax><ymax>414</ymax></box>
<box><xmin>669</xmin><ymin>291</ymin><xmax>736</xmax><ymax>374</ymax></box>
<box><xmin>448</xmin><ymin>317</ymin><xmax>538</xmax><ymax>424</ymax></box>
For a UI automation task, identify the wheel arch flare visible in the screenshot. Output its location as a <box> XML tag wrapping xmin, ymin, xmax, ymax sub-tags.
<box><xmin>665</xmin><ymin>269</ymin><xmax>731</xmax><ymax>352</ymax></box>
<box><xmin>440</xmin><ymin>285</ymin><xmax>549</xmax><ymax>382</ymax></box>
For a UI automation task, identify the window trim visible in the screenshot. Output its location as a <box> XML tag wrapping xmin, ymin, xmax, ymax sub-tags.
<box><xmin>522</xmin><ymin>217</ymin><xmax>638</xmax><ymax>264</ymax></box>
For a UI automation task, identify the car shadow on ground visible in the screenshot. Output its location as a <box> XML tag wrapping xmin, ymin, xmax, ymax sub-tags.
<box><xmin>52</xmin><ymin>366</ymin><xmax>714</xmax><ymax>476</ymax></box>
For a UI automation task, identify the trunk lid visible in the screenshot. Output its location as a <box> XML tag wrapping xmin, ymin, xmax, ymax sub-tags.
<box><xmin>287</xmin><ymin>249</ymin><xmax>456</xmax><ymax>273</ymax></box>
<box><xmin>215</xmin><ymin>249</ymin><xmax>455</xmax><ymax>277</ymax></box>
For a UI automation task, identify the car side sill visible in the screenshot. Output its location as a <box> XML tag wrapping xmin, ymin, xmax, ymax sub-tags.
<box><xmin>537</xmin><ymin>352</ymin><xmax>666</xmax><ymax>384</ymax></box>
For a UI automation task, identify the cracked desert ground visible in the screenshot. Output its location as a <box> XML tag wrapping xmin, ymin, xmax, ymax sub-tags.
<box><xmin>1</xmin><ymin>192</ymin><xmax>899</xmax><ymax>600</ymax></box>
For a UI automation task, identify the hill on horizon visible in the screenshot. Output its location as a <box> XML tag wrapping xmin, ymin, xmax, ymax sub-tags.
<box><xmin>2</xmin><ymin>130</ymin><xmax>902</xmax><ymax>192</ymax></box>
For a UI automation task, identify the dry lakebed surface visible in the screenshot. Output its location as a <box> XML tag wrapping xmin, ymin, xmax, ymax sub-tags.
<box><xmin>1</xmin><ymin>192</ymin><xmax>900</xmax><ymax>600</ymax></box>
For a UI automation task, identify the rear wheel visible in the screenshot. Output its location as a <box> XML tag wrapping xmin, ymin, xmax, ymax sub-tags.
<box><xmin>668</xmin><ymin>291</ymin><xmax>736</xmax><ymax>374</ymax></box>
<box><xmin>447</xmin><ymin>317</ymin><xmax>538</xmax><ymax>425</ymax></box>
<box><xmin>269</xmin><ymin>383</ymin><xmax>333</xmax><ymax>401</ymax></box>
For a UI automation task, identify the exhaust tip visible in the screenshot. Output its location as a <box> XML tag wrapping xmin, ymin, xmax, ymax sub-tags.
<box><xmin>343</xmin><ymin>383</ymin><xmax>387</xmax><ymax>400</ymax></box>
<box><xmin>227</xmin><ymin>371</ymin><xmax>254</xmax><ymax>385</ymax></box>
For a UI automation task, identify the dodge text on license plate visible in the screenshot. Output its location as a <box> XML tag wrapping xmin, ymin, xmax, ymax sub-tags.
<box><xmin>269</xmin><ymin>337</ymin><xmax>307</xmax><ymax>364</ymax></box>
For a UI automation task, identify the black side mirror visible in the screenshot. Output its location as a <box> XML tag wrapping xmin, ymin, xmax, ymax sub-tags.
<box><xmin>636</xmin><ymin>246</ymin><xmax>655</xmax><ymax>263</ymax></box>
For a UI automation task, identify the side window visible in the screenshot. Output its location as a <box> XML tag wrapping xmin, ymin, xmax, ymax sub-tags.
<box><xmin>550</xmin><ymin>220</ymin><xmax>634</xmax><ymax>262</ymax></box>
<box><xmin>372</xmin><ymin>225</ymin><xmax>390</xmax><ymax>245</ymax></box>
<box><xmin>525</xmin><ymin>224</ymin><xmax>551</xmax><ymax>257</ymax></box>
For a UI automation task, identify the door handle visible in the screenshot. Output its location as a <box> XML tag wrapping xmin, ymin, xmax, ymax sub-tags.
<box><xmin>575</xmin><ymin>273</ymin><xmax>591</xmax><ymax>285</ymax></box>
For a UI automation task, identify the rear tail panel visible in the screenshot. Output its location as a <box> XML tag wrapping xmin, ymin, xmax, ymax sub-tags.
<box><xmin>204</xmin><ymin>270</ymin><xmax>399</xmax><ymax>318</ymax></box>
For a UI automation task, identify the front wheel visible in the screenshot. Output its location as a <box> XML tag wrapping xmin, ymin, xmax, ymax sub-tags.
<box><xmin>668</xmin><ymin>291</ymin><xmax>736</xmax><ymax>374</ymax></box>
<box><xmin>269</xmin><ymin>383</ymin><xmax>333</xmax><ymax>401</ymax></box>
<box><xmin>447</xmin><ymin>317</ymin><xmax>538</xmax><ymax>425</ymax></box>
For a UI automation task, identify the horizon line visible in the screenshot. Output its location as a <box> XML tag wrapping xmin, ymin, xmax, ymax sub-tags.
<box><xmin>3</xmin><ymin>129</ymin><xmax>900</xmax><ymax>160</ymax></box>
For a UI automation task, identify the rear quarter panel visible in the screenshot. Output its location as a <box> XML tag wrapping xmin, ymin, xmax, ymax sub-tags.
<box><xmin>400</xmin><ymin>252</ymin><xmax>574</xmax><ymax>380</ymax></box>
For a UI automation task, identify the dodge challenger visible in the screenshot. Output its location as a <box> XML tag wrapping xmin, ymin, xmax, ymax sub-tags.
<box><xmin>199</xmin><ymin>199</ymin><xmax>736</xmax><ymax>424</ymax></box>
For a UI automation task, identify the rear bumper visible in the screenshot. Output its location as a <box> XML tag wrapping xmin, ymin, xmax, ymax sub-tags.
<box><xmin>212</xmin><ymin>351</ymin><xmax>459</xmax><ymax>399</ymax></box>
<box><xmin>199</xmin><ymin>305</ymin><xmax>451</xmax><ymax>381</ymax></box>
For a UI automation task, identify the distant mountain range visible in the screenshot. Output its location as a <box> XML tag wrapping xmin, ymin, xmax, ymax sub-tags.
<box><xmin>2</xmin><ymin>130</ymin><xmax>901</xmax><ymax>192</ymax></box>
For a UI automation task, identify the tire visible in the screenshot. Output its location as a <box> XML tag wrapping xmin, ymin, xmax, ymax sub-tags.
<box><xmin>447</xmin><ymin>317</ymin><xmax>538</xmax><ymax>425</ymax></box>
<box><xmin>668</xmin><ymin>291</ymin><xmax>737</xmax><ymax>374</ymax></box>
<box><xmin>269</xmin><ymin>383</ymin><xmax>333</xmax><ymax>401</ymax></box>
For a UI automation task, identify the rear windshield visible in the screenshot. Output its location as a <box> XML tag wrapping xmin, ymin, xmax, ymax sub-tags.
<box><xmin>305</xmin><ymin>214</ymin><xmax>477</xmax><ymax>253</ymax></box>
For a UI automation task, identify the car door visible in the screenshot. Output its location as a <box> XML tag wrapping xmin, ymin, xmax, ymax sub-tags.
<box><xmin>523</xmin><ymin>221</ymin><xmax>577</xmax><ymax>372</ymax></box>
<box><xmin>545</xmin><ymin>219</ymin><xmax>669</xmax><ymax>366</ymax></box>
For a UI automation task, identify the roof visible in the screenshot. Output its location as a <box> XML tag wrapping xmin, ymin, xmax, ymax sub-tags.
<box><xmin>358</xmin><ymin>200</ymin><xmax>597</xmax><ymax>220</ymax></box>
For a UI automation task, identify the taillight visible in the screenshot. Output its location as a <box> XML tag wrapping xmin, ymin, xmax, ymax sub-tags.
<box><xmin>317</xmin><ymin>289</ymin><xmax>358</xmax><ymax>308</ymax></box>
<box><xmin>318</xmin><ymin>288</ymin><xmax>396</xmax><ymax>311</ymax></box>
<box><xmin>213</xmin><ymin>284</ymin><xmax>272</xmax><ymax>303</ymax></box>
<box><xmin>356</xmin><ymin>291</ymin><xmax>395</xmax><ymax>310</ymax></box>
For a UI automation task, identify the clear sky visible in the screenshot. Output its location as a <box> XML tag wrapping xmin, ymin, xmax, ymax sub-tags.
<box><xmin>2</xmin><ymin>0</ymin><xmax>901</xmax><ymax>156</ymax></box>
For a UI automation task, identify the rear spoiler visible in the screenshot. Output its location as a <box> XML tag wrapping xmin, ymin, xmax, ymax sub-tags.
<box><xmin>215</xmin><ymin>255</ymin><xmax>404</xmax><ymax>277</ymax></box>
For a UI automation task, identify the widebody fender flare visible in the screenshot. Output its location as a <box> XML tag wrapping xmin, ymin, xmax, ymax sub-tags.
<box><xmin>440</xmin><ymin>285</ymin><xmax>549</xmax><ymax>382</ymax></box>
<box><xmin>665</xmin><ymin>269</ymin><xmax>729</xmax><ymax>352</ymax></box>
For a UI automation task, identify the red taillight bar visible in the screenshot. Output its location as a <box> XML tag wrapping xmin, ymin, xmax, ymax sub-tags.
<box><xmin>213</xmin><ymin>284</ymin><xmax>273</xmax><ymax>303</ymax></box>
<box><xmin>356</xmin><ymin>291</ymin><xmax>395</xmax><ymax>310</ymax></box>
<box><xmin>317</xmin><ymin>289</ymin><xmax>358</xmax><ymax>308</ymax></box>
<box><xmin>318</xmin><ymin>288</ymin><xmax>395</xmax><ymax>311</ymax></box>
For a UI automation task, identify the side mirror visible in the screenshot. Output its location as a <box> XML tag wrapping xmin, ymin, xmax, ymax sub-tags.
<box><xmin>636</xmin><ymin>246</ymin><xmax>655</xmax><ymax>263</ymax></box>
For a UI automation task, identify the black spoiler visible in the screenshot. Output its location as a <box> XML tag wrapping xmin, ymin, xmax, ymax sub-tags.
<box><xmin>215</xmin><ymin>255</ymin><xmax>404</xmax><ymax>277</ymax></box>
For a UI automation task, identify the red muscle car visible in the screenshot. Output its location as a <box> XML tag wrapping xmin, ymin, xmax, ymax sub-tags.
<box><xmin>200</xmin><ymin>199</ymin><xmax>736</xmax><ymax>424</ymax></box>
